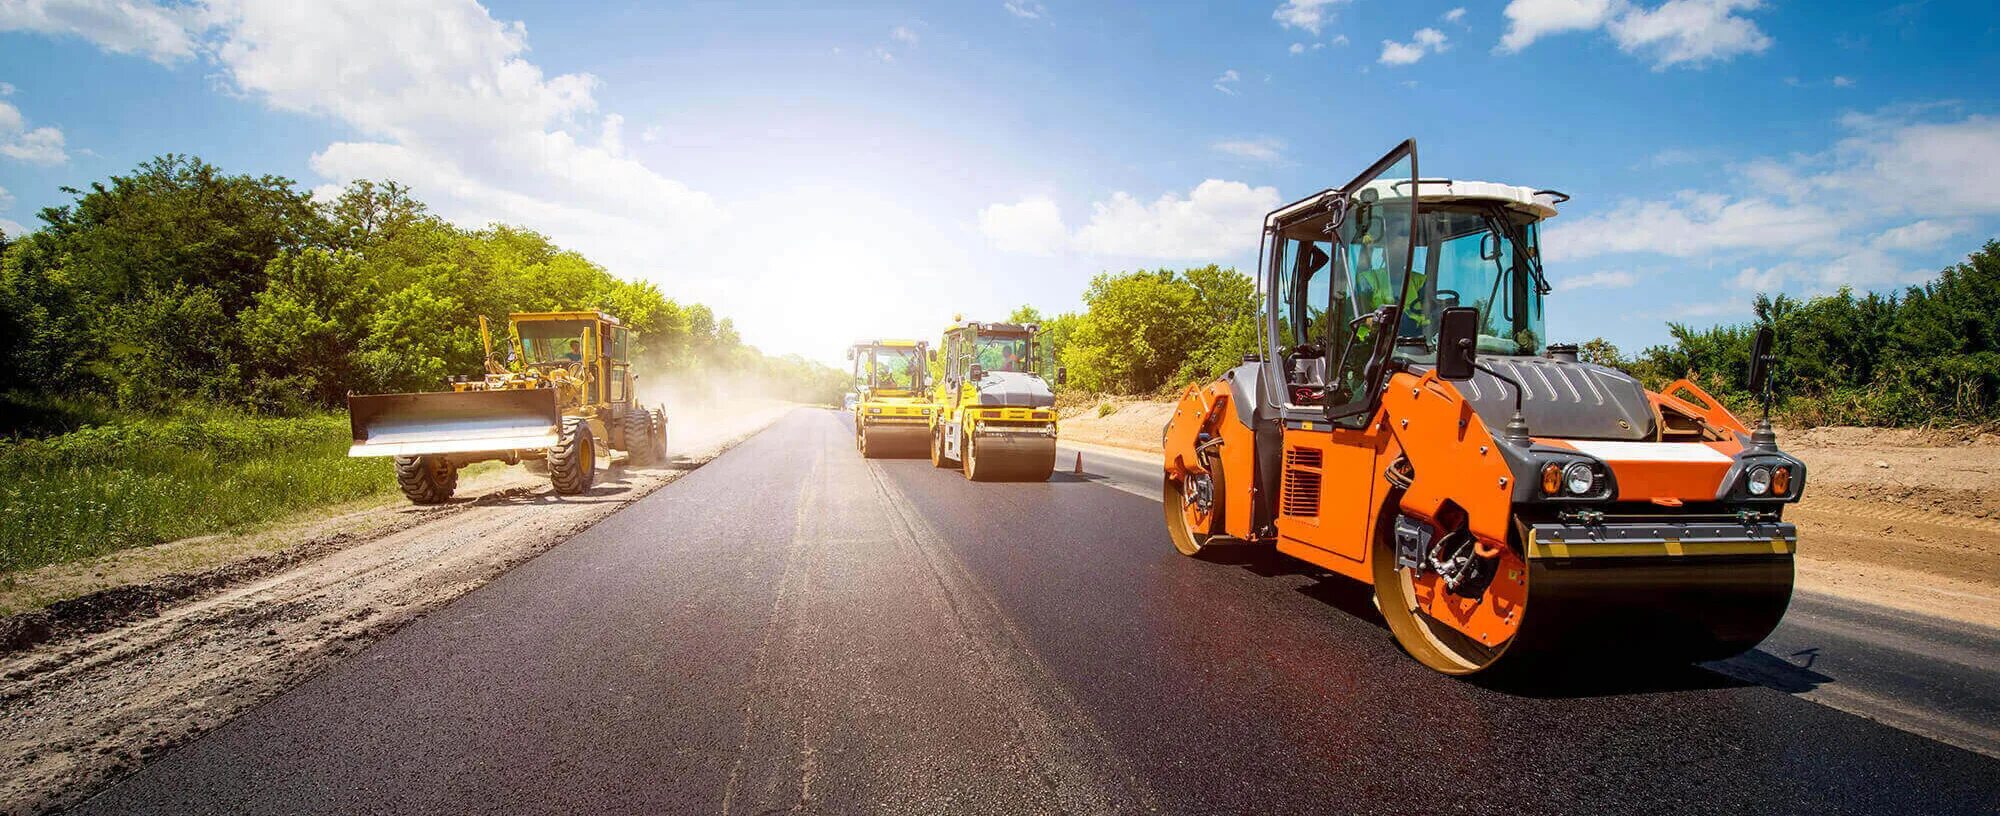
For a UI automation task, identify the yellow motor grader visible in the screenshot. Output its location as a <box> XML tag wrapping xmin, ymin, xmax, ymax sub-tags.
<box><xmin>848</xmin><ymin>339</ymin><xmax>935</xmax><ymax>458</ymax></box>
<box><xmin>348</xmin><ymin>311</ymin><xmax>668</xmax><ymax>504</ymax></box>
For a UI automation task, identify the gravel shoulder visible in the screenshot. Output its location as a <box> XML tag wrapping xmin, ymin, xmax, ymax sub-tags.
<box><xmin>0</xmin><ymin>402</ymin><xmax>798</xmax><ymax>816</ymax></box>
<box><xmin>1061</xmin><ymin>399</ymin><xmax>2000</xmax><ymax>628</ymax></box>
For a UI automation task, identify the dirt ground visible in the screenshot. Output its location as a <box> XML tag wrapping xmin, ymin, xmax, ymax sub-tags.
<box><xmin>0</xmin><ymin>401</ymin><xmax>798</xmax><ymax>816</ymax></box>
<box><xmin>1061</xmin><ymin>398</ymin><xmax>2000</xmax><ymax>628</ymax></box>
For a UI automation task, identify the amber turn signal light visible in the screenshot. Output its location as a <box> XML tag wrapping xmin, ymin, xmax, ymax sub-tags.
<box><xmin>1771</xmin><ymin>466</ymin><xmax>1791</xmax><ymax>496</ymax></box>
<box><xmin>1540</xmin><ymin>462</ymin><xmax>1562</xmax><ymax>495</ymax></box>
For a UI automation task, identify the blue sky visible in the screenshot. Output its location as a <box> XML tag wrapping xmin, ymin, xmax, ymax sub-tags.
<box><xmin>2</xmin><ymin>0</ymin><xmax>1997</xmax><ymax>365</ymax></box>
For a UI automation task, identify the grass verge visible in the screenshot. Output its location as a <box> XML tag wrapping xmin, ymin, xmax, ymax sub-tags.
<box><xmin>1</xmin><ymin>410</ymin><xmax>393</xmax><ymax>573</ymax></box>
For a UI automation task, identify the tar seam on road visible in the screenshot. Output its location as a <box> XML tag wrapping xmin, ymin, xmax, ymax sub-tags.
<box><xmin>861</xmin><ymin>453</ymin><xmax>1161</xmax><ymax>814</ymax></box>
<box><xmin>717</xmin><ymin>442</ymin><xmax>825</xmax><ymax>815</ymax></box>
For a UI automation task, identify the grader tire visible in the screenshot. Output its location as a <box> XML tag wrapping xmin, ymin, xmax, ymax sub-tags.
<box><xmin>549</xmin><ymin>418</ymin><xmax>596</xmax><ymax>495</ymax></box>
<box><xmin>623</xmin><ymin>411</ymin><xmax>653</xmax><ymax>466</ymax></box>
<box><xmin>649</xmin><ymin>409</ymin><xmax>668</xmax><ymax>462</ymax></box>
<box><xmin>394</xmin><ymin>454</ymin><xmax>457</xmax><ymax>505</ymax></box>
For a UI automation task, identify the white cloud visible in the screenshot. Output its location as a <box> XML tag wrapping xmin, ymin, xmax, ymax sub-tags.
<box><xmin>1444</xmin><ymin>7</ymin><xmax>1468</xmax><ymax>23</ymax></box>
<box><xmin>0</xmin><ymin>0</ymin><xmax>198</xmax><ymax>63</ymax></box>
<box><xmin>0</xmin><ymin>97</ymin><xmax>68</xmax><ymax>164</ymax></box>
<box><xmin>1871</xmin><ymin>219</ymin><xmax>1972</xmax><ymax>252</ymax></box>
<box><xmin>1498</xmin><ymin>0</ymin><xmax>1615</xmax><ymax>52</ymax></box>
<box><xmin>978</xmin><ymin>196</ymin><xmax>1067</xmax><ymax>255</ymax></box>
<box><xmin>0</xmin><ymin>81</ymin><xmax>14</xmax><ymax>95</ymax></box>
<box><xmin>1549</xmin><ymin>191</ymin><xmax>1842</xmax><ymax>261</ymax></box>
<box><xmin>0</xmin><ymin>182</ymin><xmax>12</xmax><ymax>209</ymax></box>
<box><xmin>1380</xmin><ymin>27</ymin><xmax>1447</xmax><ymax>65</ymax></box>
<box><xmin>1832</xmin><ymin>75</ymin><xmax>1854</xmax><ymax>88</ymax></box>
<box><xmin>0</xmin><ymin>216</ymin><xmax>25</xmax><ymax>237</ymax></box>
<box><xmin>1289</xmin><ymin>42</ymin><xmax>1304</xmax><ymax>54</ymax></box>
<box><xmin>1002</xmin><ymin>1</ymin><xmax>1046</xmax><ymax>20</ymax></box>
<box><xmin>980</xmin><ymin>180</ymin><xmax>1280</xmax><ymax>260</ymax></box>
<box><xmin>1272</xmin><ymin>0</ymin><xmax>1351</xmax><ymax>36</ymax></box>
<box><xmin>1556</xmin><ymin>269</ymin><xmax>1637</xmax><ymax>289</ymax></box>
<box><xmin>891</xmin><ymin>25</ymin><xmax>918</xmax><ymax>45</ymax></box>
<box><xmin>21</xmin><ymin>0</ymin><xmax>723</xmax><ymax>295</ymax></box>
<box><xmin>640</xmin><ymin>124</ymin><xmax>663</xmax><ymax>143</ymax></box>
<box><xmin>1549</xmin><ymin>108</ymin><xmax>2000</xmax><ymax>295</ymax></box>
<box><xmin>1212</xmin><ymin>68</ymin><xmax>1240</xmax><ymax>95</ymax></box>
<box><xmin>1212</xmin><ymin>137</ymin><xmax>1285</xmax><ymax>163</ymax></box>
<box><xmin>1073</xmin><ymin>180</ymin><xmax>1280</xmax><ymax>259</ymax></box>
<box><xmin>872</xmin><ymin>46</ymin><xmax>895</xmax><ymax>63</ymax></box>
<box><xmin>1607</xmin><ymin>0</ymin><xmax>1770</xmax><ymax>69</ymax></box>
<box><xmin>1498</xmin><ymin>0</ymin><xmax>1769</xmax><ymax>69</ymax></box>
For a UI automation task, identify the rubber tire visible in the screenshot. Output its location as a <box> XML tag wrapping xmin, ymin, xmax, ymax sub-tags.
<box><xmin>623</xmin><ymin>410</ymin><xmax>653</xmax><ymax>466</ymax></box>
<box><xmin>649</xmin><ymin>409</ymin><xmax>668</xmax><ymax>462</ymax></box>
<box><xmin>930</xmin><ymin>426</ymin><xmax>955</xmax><ymax>468</ymax></box>
<box><xmin>549</xmin><ymin>418</ymin><xmax>596</xmax><ymax>495</ymax></box>
<box><xmin>394</xmin><ymin>454</ymin><xmax>457</xmax><ymax>505</ymax></box>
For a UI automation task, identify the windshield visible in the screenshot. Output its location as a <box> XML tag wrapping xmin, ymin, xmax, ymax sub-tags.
<box><xmin>975</xmin><ymin>335</ymin><xmax>1032</xmax><ymax>373</ymax></box>
<box><xmin>1411</xmin><ymin>204</ymin><xmax>1546</xmax><ymax>356</ymax></box>
<box><xmin>858</xmin><ymin>346</ymin><xmax>924</xmax><ymax>391</ymax></box>
<box><xmin>518</xmin><ymin>320</ymin><xmax>591</xmax><ymax>364</ymax></box>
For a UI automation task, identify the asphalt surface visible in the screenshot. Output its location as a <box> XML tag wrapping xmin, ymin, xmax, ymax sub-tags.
<box><xmin>79</xmin><ymin>409</ymin><xmax>2000</xmax><ymax>814</ymax></box>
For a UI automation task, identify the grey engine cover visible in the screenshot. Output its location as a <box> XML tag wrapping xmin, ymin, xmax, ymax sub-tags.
<box><xmin>1407</xmin><ymin>356</ymin><xmax>1657</xmax><ymax>441</ymax></box>
<box><xmin>973</xmin><ymin>371</ymin><xmax>1056</xmax><ymax>408</ymax></box>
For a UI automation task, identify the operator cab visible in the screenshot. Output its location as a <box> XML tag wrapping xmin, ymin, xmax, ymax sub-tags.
<box><xmin>1264</xmin><ymin>161</ymin><xmax>1563</xmax><ymax>424</ymax></box>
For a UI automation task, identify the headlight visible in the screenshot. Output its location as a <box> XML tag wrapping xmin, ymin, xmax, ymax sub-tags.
<box><xmin>1771</xmin><ymin>466</ymin><xmax>1791</xmax><ymax>496</ymax></box>
<box><xmin>1746</xmin><ymin>465</ymin><xmax>1772</xmax><ymax>496</ymax></box>
<box><xmin>868</xmin><ymin>407</ymin><xmax>883</xmax><ymax>414</ymax></box>
<box><xmin>920</xmin><ymin>408</ymin><xmax>931</xmax><ymax>415</ymax></box>
<box><xmin>1563</xmin><ymin>463</ymin><xmax>1594</xmax><ymax>495</ymax></box>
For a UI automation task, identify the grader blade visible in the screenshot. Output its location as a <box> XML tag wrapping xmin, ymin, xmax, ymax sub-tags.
<box><xmin>348</xmin><ymin>389</ymin><xmax>561</xmax><ymax>457</ymax></box>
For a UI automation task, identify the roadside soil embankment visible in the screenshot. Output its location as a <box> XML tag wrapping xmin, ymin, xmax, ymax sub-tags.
<box><xmin>0</xmin><ymin>401</ymin><xmax>797</xmax><ymax>816</ymax></box>
<box><xmin>1060</xmin><ymin>398</ymin><xmax>2000</xmax><ymax>628</ymax></box>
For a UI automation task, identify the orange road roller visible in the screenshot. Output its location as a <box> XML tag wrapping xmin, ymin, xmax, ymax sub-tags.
<box><xmin>1162</xmin><ymin>140</ymin><xmax>1801</xmax><ymax>676</ymax></box>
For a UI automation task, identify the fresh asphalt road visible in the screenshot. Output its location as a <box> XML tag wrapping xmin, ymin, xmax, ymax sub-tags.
<box><xmin>80</xmin><ymin>409</ymin><xmax>2000</xmax><ymax>814</ymax></box>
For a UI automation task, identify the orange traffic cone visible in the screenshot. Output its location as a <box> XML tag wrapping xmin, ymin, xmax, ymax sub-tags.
<box><xmin>1073</xmin><ymin>451</ymin><xmax>1083</xmax><ymax>475</ymax></box>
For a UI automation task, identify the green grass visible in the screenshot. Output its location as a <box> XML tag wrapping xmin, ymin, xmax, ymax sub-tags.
<box><xmin>0</xmin><ymin>409</ymin><xmax>395</xmax><ymax>573</ymax></box>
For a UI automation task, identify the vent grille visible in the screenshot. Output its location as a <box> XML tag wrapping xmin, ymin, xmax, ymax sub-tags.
<box><xmin>1281</xmin><ymin>447</ymin><xmax>1323</xmax><ymax>518</ymax></box>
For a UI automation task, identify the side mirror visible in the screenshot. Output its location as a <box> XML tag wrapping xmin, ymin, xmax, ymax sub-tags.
<box><xmin>969</xmin><ymin>364</ymin><xmax>986</xmax><ymax>381</ymax></box>
<box><xmin>1435</xmin><ymin>307</ymin><xmax>1480</xmax><ymax>382</ymax></box>
<box><xmin>846</xmin><ymin>347</ymin><xmax>854</xmax><ymax>361</ymax></box>
<box><xmin>1748</xmin><ymin>326</ymin><xmax>1774</xmax><ymax>394</ymax></box>
<box><xmin>1480</xmin><ymin>231</ymin><xmax>1500</xmax><ymax>261</ymax></box>
<box><xmin>1056</xmin><ymin>366</ymin><xmax>1068</xmax><ymax>386</ymax></box>
<box><xmin>929</xmin><ymin>349</ymin><xmax>938</xmax><ymax>363</ymax></box>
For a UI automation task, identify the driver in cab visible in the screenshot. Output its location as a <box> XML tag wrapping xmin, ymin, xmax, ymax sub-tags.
<box><xmin>563</xmin><ymin>339</ymin><xmax>583</xmax><ymax>362</ymax></box>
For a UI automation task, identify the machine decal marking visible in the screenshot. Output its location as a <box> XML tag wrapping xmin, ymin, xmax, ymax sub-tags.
<box><xmin>1566</xmin><ymin>440</ymin><xmax>1732</xmax><ymax>463</ymax></box>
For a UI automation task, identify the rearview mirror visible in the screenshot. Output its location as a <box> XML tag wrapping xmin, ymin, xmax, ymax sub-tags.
<box><xmin>1056</xmin><ymin>366</ymin><xmax>1068</xmax><ymax>386</ymax></box>
<box><xmin>1748</xmin><ymin>326</ymin><xmax>1774</xmax><ymax>393</ymax></box>
<box><xmin>1435</xmin><ymin>307</ymin><xmax>1480</xmax><ymax>382</ymax></box>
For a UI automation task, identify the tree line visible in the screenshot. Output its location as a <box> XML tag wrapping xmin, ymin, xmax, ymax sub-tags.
<box><xmin>0</xmin><ymin>155</ymin><xmax>847</xmax><ymax>431</ymax></box>
<box><xmin>1019</xmin><ymin>240</ymin><xmax>2000</xmax><ymax>427</ymax></box>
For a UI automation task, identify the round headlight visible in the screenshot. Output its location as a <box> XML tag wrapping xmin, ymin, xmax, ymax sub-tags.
<box><xmin>1746</xmin><ymin>465</ymin><xmax>1772</xmax><ymax>496</ymax></box>
<box><xmin>1563</xmin><ymin>463</ymin><xmax>1595</xmax><ymax>495</ymax></box>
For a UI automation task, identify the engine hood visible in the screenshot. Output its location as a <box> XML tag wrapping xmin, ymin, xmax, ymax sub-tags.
<box><xmin>1408</xmin><ymin>356</ymin><xmax>1656</xmax><ymax>442</ymax></box>
<box><xmin>971</xmin><ymin>371</ymin><xmax>1056</xmax><ymax>408</ymax></box>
